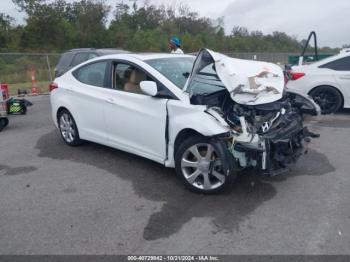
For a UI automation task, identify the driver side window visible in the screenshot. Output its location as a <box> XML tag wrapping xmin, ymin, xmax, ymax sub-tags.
<box><xmin>113</xmin><ymin>63</ymin><xmax>152</xmax><ymax>94</ymax></box>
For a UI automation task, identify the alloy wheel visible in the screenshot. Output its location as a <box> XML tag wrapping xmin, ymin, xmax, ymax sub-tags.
<box><xmin>312</xmin><ymin>90</ymin><xmax>339</xmax><ymax>113</ymax></box>
<box><xmin>59</xmin><ymin>113</ymin><xmax>76</xmax><ymax>143</ymax></box>
<box><xmin>181</xmin><ymin>143</ymin><xmax>226</xmax><ymax>190</ymax></box>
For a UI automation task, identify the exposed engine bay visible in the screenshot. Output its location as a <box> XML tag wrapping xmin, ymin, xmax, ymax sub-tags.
<box><xmin>190</xmin><ymin>89</ymin><xmax>319</xmax><ymax>176</ymax></box>
<box><xmin>185</xmin><ymin>49</ymin><xmax>320</xmax><ymax>176</ymax></box>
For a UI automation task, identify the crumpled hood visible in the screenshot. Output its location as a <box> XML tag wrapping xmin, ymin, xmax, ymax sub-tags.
<box><xmin>187</xmin><ymin>49</ymin><xmax>285</xmax><ymax>105</ymax></box>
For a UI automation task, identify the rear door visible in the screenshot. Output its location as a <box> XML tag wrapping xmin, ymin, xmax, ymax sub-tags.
<box><xmin>69</xmin><ymin>60</ymin><xmax>110</xmax><ymax>143</ymax></box>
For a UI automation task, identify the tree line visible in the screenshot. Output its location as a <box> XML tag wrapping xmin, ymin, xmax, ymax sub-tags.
<box><xmin>0</xmin><ymin>0</ymin><xmax>339</xmax><ymax>53</ymax></box>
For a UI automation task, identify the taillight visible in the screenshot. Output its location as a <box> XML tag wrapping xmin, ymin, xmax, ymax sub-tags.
<box><xmin>290</xmin><ymin>72</ymin><xmax>305</xmax><ymax>81</ymax></box>
<box><xmin>49</xmin><ymin>82</ymin><xmax>58</xmax><ymax>92</ymax></box>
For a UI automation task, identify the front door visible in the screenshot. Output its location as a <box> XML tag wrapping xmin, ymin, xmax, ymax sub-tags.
<box><xmin>103</xmin><ymin>62</ymin><xmax>167</xmax><ymax>163</ymax></box>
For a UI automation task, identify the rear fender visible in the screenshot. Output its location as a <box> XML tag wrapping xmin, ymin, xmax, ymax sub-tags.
<box><xmin>50</xmin><ymin>89</ymin><xmax>77</xmax><ymax>128</ymax></box>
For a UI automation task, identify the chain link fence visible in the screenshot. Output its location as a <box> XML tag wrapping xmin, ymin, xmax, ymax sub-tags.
<box><xmin>0</xmin><ymin>53</ymin><xmax>61</xmax><ymax>95</ymax></box>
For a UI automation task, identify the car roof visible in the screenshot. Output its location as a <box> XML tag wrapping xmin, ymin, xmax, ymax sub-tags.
<box><xmin>97</xmin><ymin>52</ymin><xmax>195</xmax><ymax>61</ymax></box>
<box><xmin>62</xmin><ymin>49</ymin><xmax>195</xmax><ymax>60</ymax></box>
<box><xmin>96</xmin><ymin>49</ymin><xmax>130</xmax><ymax>55</ymax></box>
<box><xmin>65</xmin><ymin>48</ymin><xmax>129</xmax><ymax>54</ymax></box>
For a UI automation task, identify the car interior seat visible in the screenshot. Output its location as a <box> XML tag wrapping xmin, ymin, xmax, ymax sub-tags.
<box><xmin>124</xmin><ymin>69</ymin><xmax>147</xmax><ymax>93</ymax></box>
<box><xmin>114</xmin><ymin>73</ymin><xmax>122</xmax><ymax>89</ymax></box>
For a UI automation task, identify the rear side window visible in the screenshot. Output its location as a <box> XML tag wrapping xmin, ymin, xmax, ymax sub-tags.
<box><xmin>319</xmin><ymin>56</ymin><xmax>350</xmax><ymax>71</ymax></box>
<box><xmin>73</xmin><ymin>62</ymin><xmax>108</xmax><ymax>87</ymax></box>
<box><xmin>71</xmin><ymin>53</ymin><xmax>89</xmax><ymax>67</ymax></box>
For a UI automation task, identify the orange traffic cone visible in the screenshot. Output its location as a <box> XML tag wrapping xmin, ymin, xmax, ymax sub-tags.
<box><xmin>30</xmin><ymin>68</ymin><xmax>39</xmax><ymax>95</ymax></box>
<box><xmin>31</xmin><ymin>86</ymin><xmax>39</xmax><ymax>95</ymax></box>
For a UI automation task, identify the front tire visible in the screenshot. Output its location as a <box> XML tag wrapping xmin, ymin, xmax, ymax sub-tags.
<box><xmin>310</xmin><ymin>86</ymin><xmax>342</xmax><ymax>114</ymax></box>
<box><xmin>57</xmin><ymin>110</ymin><xmax>82</xmax><ymax>146</ymax></box>
<box><xmin>175</xmin><ymin>136</ymin><xmax>236</xmax><ymax>194</ymax></box>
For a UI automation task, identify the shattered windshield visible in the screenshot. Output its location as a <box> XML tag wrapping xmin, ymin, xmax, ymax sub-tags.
<box><xmin>186</xmin><ymin>49</ymin><xmax>225</xmax><ymax>95</ymax></box>
<box><xmin>146</xmin><ymin>57</ymin><xmax>195</xmax><ymax>89</ymax></box>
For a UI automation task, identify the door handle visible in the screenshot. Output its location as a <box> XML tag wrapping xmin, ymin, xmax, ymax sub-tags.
<box><xmin>340</xmin><ymin>76</ymin><xmax>350</xmax><ymax>80</ymax></box>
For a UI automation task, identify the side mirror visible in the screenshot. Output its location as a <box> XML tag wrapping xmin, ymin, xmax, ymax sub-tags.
<box><xmin>140</xmin><ymin>81</ymin><xmax>158</xmax><ymax>97</ymax></box>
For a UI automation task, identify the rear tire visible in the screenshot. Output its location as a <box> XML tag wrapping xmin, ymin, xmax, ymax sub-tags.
<box><xmin>57</xmin><ymin>109</ymin><xmax>82</xmax><ymax>146</ymax></box>
<box><xmin>175</xmin><ymin>136</ymin><xmax>236</xmax><ymax>194</ymax></box>
<box><xmin>310</xmin><ymin>86</ymin><xmax>342</xmax><ymax>114</ymax></box>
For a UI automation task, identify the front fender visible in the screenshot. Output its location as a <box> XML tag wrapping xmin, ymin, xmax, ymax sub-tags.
<box><xmin>165</xmin><ymin>100</ymin><xmax>230</xmax><ymax>167</ymax></box>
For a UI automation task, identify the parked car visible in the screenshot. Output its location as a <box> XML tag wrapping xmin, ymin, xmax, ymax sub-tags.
<box><xmin>55</xmin><ymin>48</ymin><xmax>129</xmax><ymax>77</ymax></box>
<box><xmin>286</xmin><ymin>49</ymin><xmax>350</xmax><ymax>114</ymax></box>
<box><xmin>50</xmin><ymin>49</ymin><xmax>320</xmax><ymax>194</ymax></box>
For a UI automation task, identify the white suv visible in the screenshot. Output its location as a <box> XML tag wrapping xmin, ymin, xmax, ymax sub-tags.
<box><xmin>286</xmin><ymin>49</ymin><xmax>350</xmax><ymax>114</ymax></box>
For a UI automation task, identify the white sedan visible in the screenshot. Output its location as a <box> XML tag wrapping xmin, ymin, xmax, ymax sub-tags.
<box><xmin>50</xmin><ymin>49</ymin><xmax>319</xmax><ymax>194</ymax></box>
<box><xmin>286</xmin><ymin>49</ymin><xmax>350</xmax><ymax>114</ymax></box>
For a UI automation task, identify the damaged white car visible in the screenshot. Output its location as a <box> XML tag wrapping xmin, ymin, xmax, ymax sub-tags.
<box><xmin>50</xmin><ymin>48</ymin><xmax>320</xmax><ymax>194</ymax></box>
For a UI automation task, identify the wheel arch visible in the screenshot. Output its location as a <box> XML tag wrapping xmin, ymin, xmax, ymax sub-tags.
<box><xmin>56</xmin><ymin>106</ymin><xmax>83</xmax><ymax>146</ymax></box>
<box><xmin>167</xmin><ymin>109</ymin><xmax>231</xmax><ymax>167</ymax></box>
<box><xmin>173</xmin><ymin>129</ymin><xmax>237</xmax><ymax>194</ymax></box>
<box><xmin>308</xmin><ymin>85</ymin><xmax>344</xmax><ymax>107</ymax></box>
<box><xmin>56</xmin><ymin>106</ymin><xmax>71</xmax><ymax>122</ymax></box>
<box><xmin>173</xmin><ymin>128</ymin><xmax>204</xmax><ymax>158</ymax></box>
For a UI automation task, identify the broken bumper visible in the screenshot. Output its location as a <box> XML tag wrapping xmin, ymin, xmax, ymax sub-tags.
<box><xmin>231</xmin><ymin>118</ymin><xmax>318</xmax><ymax>177</ymax></box>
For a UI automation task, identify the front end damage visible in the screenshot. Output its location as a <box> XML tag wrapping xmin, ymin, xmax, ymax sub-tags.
<box><xmin>186</xmin><ymin>49</ymin><xmax>320</xmax><ymax>176</ymax></box>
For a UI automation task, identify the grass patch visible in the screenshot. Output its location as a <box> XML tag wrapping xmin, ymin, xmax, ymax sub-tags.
<box><xmin>7</xmin><ymin>81</ymin><xmax>50</xmax><ymax>95</ymax></box>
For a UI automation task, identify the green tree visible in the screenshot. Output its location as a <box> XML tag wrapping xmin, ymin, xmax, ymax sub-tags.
<box><xmin>0</xmin><ymin>13</ymin><xmax>14</xmax><ymax>50</ymax></box>
<box><xmin>12</xmin><ymin>0</ymin><xmax>110</xmax><ymax>50</ymax></box>
<box><xmin>6</xmin><ymin>0</ymin><xmax>339</xmax><ymax>53</ymax></box>
<box><xmin>66</xmin><ymin>0</ymin><xmax>110</xmax><ymax>47</ymax></box>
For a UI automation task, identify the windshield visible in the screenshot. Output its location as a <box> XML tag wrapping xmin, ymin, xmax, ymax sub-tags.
<box><xmin>186</xmin><ymin>49</ymin><xmax>225</xmax><ymax>95</ymax></box>
<box><xmin>146</xmin><ymin>57</ymin><xmax>195</xmax><ymax>89</ymax></box>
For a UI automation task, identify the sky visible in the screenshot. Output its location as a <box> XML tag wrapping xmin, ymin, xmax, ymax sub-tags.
<box><xmin>2</xmin><ymin>0</ymin><xmax>349</xmax><ymax>47</ymax></box>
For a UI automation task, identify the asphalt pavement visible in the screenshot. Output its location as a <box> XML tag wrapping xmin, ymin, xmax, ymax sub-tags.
<box><xmin>0</xmin><ymin>95</ymin><xmax>350</xmax><ymax>255</ymax></box>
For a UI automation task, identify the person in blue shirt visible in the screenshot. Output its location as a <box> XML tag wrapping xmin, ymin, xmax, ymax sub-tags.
<box><xmin>169</xmin><ymin>36</ymin><xmax>184</xmax><ymax>54</ymax></box>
